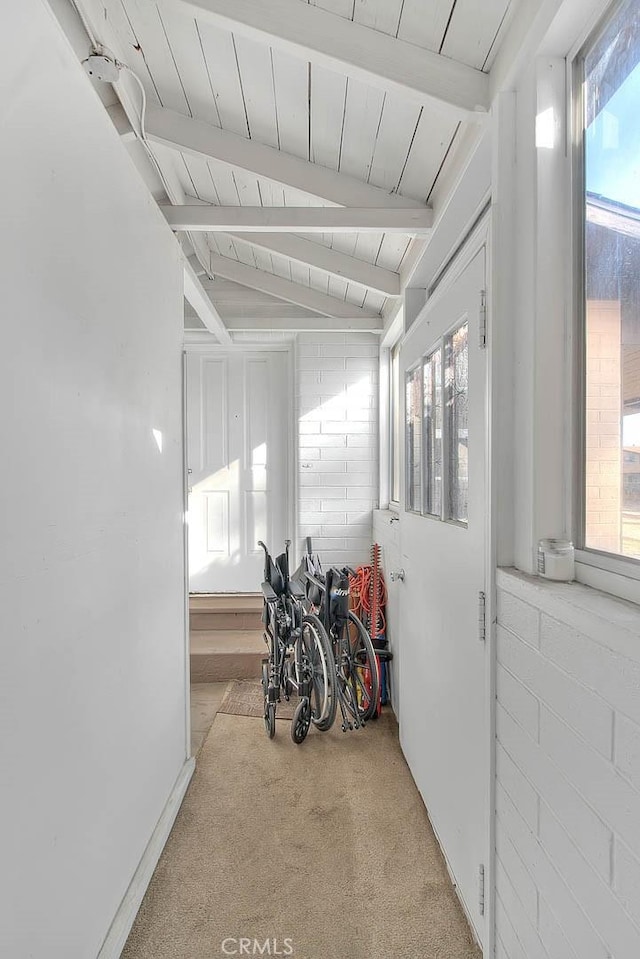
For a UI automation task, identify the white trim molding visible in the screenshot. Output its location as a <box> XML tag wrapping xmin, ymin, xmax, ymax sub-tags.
<box><xmin>96</xmin><ymin>758</ymin><xmax>195</xmax><ymax>959</ymax></box>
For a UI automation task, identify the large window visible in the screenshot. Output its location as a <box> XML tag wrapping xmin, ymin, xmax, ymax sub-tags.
<box><xmin>405</xmin><ymin>321</ymin><xmax>469</xmax><ymax>524</ymax></box>
<box><xmin>446</xmin><ymin>324</ymin><xmax>469</xmax><ymax>523</ymax></box>
<box><xmin>423</xmin><ymin>348</ymin><xmax>443</xmax><ymax>516</ymax></box>
<box><xmin>406</xmin><ymin>365</ymin><xmax>422</xmax><ymax>512</ymax></box>
<box><xmin>580</xmin><ymin>0</ymin><xmax>640</xmax><ymax>561</ymax></box>
<box><xmin>390</xmin><ymin>341</ymin><xmax>401</xmax><ymax>505</ymax></box>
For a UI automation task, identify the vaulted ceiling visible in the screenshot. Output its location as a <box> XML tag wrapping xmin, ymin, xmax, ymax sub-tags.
<box><xmin>71</xmin><ymin>0</ymin><xmax>517</xmax><ymax>337</ymax></box>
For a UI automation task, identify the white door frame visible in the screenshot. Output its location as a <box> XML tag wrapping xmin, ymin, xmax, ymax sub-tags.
<box><xmin>400</xmin><ymin>209</ymin><xmax>496</xmax><ymax>955</ymax></box>
<box><xmin>183</xmin><ymin>333</ymin><xmax>297</xmax><ymax>584</ymax></box>
<box><xmin>181</xmin><ymin>350</ymin><xmax>192</xmax><ymax>758</ymax></box>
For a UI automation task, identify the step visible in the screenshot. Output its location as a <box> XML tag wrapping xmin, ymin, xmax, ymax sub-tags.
<box><xmin>190</xmin><ymin>629</ymin><xmax>265</xmax><ymax>683</ymax></box>
<box><xmin>189</xmin><ymin>593</ymin><xmax>263</xmax><ymax>632</ymax></box>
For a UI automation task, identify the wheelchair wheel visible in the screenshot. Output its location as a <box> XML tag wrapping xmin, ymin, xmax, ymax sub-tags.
<box><xmin>265</xmin><ymin>702</ymin><xmax>276</xmax><ymax>739</ymax></box>
<box><xmin>300</xmin><ymin>613</ymin><xmax>337</xmax><ymax>732</ymax></box>
<box><xmin>291</xmin><ymin>697</ymin><xmax>311</xmax><ymax>744</ymax></box>
<box><xmin>347</xmin><ymin>611</ymin><xmax>379</xmax><ymax>723</ymax></box>
<box><xmin>262</xmin><ymin>659</ymin><xmax>276</xmax><ymax>739</ymax></box>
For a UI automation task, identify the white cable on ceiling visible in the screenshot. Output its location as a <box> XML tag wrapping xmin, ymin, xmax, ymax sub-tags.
<box><xmin>115</xmin><ymin>63</ymin><xmax>213</xmax><ymax>280</ymax></box>
<box><xmin>69</xmin><ymin>0</ymin><xmax>212</xmax><ymax>279</ymax></box>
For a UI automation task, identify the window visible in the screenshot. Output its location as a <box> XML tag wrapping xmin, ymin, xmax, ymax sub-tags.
<box><xmin>390</xmin><ymin>341</ymin><xmax>401</xmax><ymax>504</ymax></box>
<box><xmin>423</xmin><ymin>348</ymin><xmax>443</xmax><ymax>516</ymax></box>
<box><xmin>446</xmin><ymin>323</ymin><xmax>469</xmax><ymax>523</ymax></box>
<box><xmin>405</xmin><ymin>320</ymin><xmax>469</xmax><ymax>524</ymax></box>
<box><xmin>406</xmin><ymin>366</ymin><xmax>422</xmax><ymax>512</ymax></box>
<box><xmin>580</xmin><ymin>0</ymin><xmax>640</xmax><ymax>562</ymax></box>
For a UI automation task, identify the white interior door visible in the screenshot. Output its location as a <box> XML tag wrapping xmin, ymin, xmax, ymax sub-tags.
<box><xmin>186</xmin><ymin>350</ymin><xmax>289</xmax><ymax>593</ymax></box>
<box><xmin>399</xmin><ymin>248</ymin><xmax>488</xmax><ymax>945</ymax></box>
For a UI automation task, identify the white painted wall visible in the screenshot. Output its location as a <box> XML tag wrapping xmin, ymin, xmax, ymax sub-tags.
<box><xmin>495</xmin><ymin>571</ymin><xmax>640</xmax><ymax>959</ymax></box>
<box><xmin>0</xmin><ymin>4</ymin><xmax>187</xmax><ymax>958</ymax></box>
<box><xmin>297</xmin><ymin>333</ymin><xmax>378</xmax><ymax>568</ymax></box>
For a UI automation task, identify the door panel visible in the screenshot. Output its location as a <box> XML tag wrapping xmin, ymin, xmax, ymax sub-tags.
<box><xmin>399</xmin><ymin>249</ymin><xmax>487</xmax><ymax>945</ymax></box>
<box><xmin>187</xmin><ymin>351</ymin><xmax>288</xmax><ymax>592</ymax></box>
<box><xmin>384</xmin><ymin>530</ymin><xmax>402</xmax><ymax>715</ymax></box>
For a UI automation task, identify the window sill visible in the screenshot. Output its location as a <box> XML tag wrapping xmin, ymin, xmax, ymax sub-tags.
<box><xmin>575</xmin><ymin>556</ymin><xmax>640</xmax><ymax>607</ymax></box>
<box><xmin>496</xmin><ymin>567</ymin><xmax>640</xmax><ymax>665</ymax></box>
<box><xmin>373</xmin><ymin>507</ymin><xmax>400</xmax><ymax>523</ymax></box>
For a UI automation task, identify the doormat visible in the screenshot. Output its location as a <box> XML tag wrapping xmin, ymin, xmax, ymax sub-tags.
<box><xmin>218</xmin><ymin>680</ymin><xmax>296</xmax><ymax>720</ymax></box>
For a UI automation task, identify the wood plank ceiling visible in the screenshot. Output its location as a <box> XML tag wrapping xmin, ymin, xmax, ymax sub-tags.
<box><xmin>79</xmin><ymin>0</ymin><xmax>514</xmax><ymax>329</ymax></box>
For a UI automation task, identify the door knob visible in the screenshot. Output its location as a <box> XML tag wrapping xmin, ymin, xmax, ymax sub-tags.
<box><xmin>390</xmin><ymin>569</ymin><xmax>405</xmax><ymax>583</ymax></box>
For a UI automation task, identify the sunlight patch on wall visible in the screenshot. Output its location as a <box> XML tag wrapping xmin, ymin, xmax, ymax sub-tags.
<box><xmin>535</xmin><ymin>107</ymin><xmax>557</xmax><ymax>149</ymax></box>
<box><xmin>300</xmin><ymin>376</ymin><xmax>372</xmax><ymax>423</ymax></box>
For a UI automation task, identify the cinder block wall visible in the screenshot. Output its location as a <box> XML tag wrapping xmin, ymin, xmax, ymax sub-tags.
<box><xmin>296</xmin><ymin>333</ymin><xmax>379</xmax><ymax>568</ymax></box>
<box><xmin>494</xmin><ymin>570</ymin><xmax>640</xmax><ymax>959</ymax></box>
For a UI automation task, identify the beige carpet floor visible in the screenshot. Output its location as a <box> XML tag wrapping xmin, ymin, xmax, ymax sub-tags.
<box><xmin>218</xmin><ymin>680</ymin><xmax>297</xmax><ymax>720</ymax></box>
<box><xmin>122</xmin><ymin>711</ymin><xmax>481</xmax><ymax>959</ymax></box>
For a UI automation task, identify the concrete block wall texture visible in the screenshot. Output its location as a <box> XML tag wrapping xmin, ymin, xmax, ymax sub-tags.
<box><xmin>494</xmin><ymin>570</ymin><xmax>640</xmax><ymax>959</ymax></box>
<box><xmin>296</xmin><ymin>333</ymin><xmax>379</xmax><ymax>568</ymax></box>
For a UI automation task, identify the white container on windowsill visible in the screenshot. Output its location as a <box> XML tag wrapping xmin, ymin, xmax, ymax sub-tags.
<box><xmin>537</xmin><ymin>539</ymin><xmax>575</xmax><ymax>582</ymax></box>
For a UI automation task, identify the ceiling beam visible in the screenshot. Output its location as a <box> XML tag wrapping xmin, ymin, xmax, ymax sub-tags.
<box><xmin>204</xmin><ymin>254</ymin><xmax>381</xmax><ymax>319</ymax></box>
<box><xmin>144</xmin><ymin>104</ymin><xmax>424</xmax><ymax>210</ymax></box>
<box><xmin>227</xmin><ymin>233</ymin><xmax>400</xmax><ymax>296</ymax></box>
<box><xmin>106</xmin><ymin>103</ymin><xmax>137</xmax><ymax>142</ymax></box>
<box><xmin>183</xmin><ymin>257</ymin><xmax>232</xmax><ymax>342</ymax></box>
<box><xmin>189</xmin><ymin>215</ymin><xmax>400</xmax><ymax>294</ymax></box>
<box><xmin>167</xmin><ymin>0</ymin><xmax>490</xmax><ymax>117</ymax></box>
<box><xmin>162</xmin><ymin>206</ymin><xmax>433</xmax><ymax>234</ymax></box>
<box><xmin>223</xmin><ymin>316</ymin><xmax>383</xmax><ymax>334</ymax></box>
<box><xmin>187</xmin><ymin>253</ymin><xmax>207</xmax><ymax>276</ymax></box>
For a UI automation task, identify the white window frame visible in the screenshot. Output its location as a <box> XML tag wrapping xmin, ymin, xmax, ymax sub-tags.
<box><xmin>404</xmin><ymin>360</ymin><xmax>423</xmax><ymax>515</ymax></box>
<box><xmin>423</xmin><ymin>343</ymin><xmax>444</xmax><ymax>518</ymax></box>
<box><xmin>443</xmin><ymin>320</ymin><xmax>470</xmax><ymax>527</ymax></box>
<box><xmin>390</xmin><ymin>339</ymin><xmax>402</xmax><ymax>508</ymax></box>
<box><xmin>502</xmin><ymin>0</ymin><xmax>640</xmax><ymax>605</ymax></box>
<box><xmin>402</xmin><ymin>316</ymin><xmax>471</xmax><ymax>527</ymax></box>
<box><xmin>570</xmin><ymin>0</ymin><xmax>640</xmax><ymax>602</ymax></box>
<box><xmin>379</xmin><ymin>307</ymin><xmax>404</xmax><ymax>512</ymax></box>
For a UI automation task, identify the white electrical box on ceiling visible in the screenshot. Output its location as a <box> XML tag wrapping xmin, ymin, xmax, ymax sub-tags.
<box><xmin>83</xmin><ymin>53</ymin><xmax>119</xmax><ymax>83</ymax></box>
